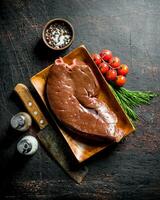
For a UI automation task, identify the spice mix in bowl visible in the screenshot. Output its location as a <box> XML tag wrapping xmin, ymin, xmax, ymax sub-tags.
<box><xmin>42</xmin><ymin>18</ymin><xmax>74</xmax><ymax>50</ymax></box>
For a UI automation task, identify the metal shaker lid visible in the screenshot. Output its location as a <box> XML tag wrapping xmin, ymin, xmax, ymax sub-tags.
<box><xmin>17</xmin><ymin>135</ymin><xmax>38</xmax><ymax>155</ymax></box>
<box><xmin>10</xmin><ymin>112</ymin><xmax>32</xmax><ymax>132</ymax></box>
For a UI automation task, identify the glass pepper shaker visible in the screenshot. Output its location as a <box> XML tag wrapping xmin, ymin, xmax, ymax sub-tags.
<box><xmin>17</xmin><ymin>135</ymin><xmax>38</xmax><ymax>155</ymax></box>
<box><xmin>10</xmin><ymin>112</ymin><xmax>32</xmax><ymax>132</ymax></box>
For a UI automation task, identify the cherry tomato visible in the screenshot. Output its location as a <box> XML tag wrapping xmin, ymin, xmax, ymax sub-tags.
<box><xmin>117</xmin><ymin>64</ymin><xmax>129</xmax><ymax>76</ymax></box>
<box><xmin>91</xmin><ymin>53</ymin><xmax>102</xmax><ymax>65</ymax></box>
<box><xmin>100</xmin><ymin>49</ymin><xmax>113</xmax><ymax>61</ymax></box>
<box><xmin>109</xmin><ymin>56</ymin><xmax>121</xmax><ymax>68</ymax></box>
<box><xmin>99</xmin><ymin>62</ymin><xmax>109</xmax><ymax>74</ymax></box>
<box><xmin>106</xmin><ymin>69</ymin><xmax>117</xmax><ymax>81</ymax></box>
<box><xmin>115</xmin><ymin>75</ymin><xmax>126</xmax><ymax>87</ymax></box>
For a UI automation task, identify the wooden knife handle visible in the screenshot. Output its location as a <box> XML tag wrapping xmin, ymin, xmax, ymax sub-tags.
<box><xmin>14</xmin><ymin>83</ymin><xmax>48</xmax><ymax>129</ymax></box>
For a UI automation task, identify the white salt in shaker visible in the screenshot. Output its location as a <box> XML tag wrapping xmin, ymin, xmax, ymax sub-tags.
<box><xmin>17</xmin><ymin>135</ymin><xmax>38</xmax><ymax>155</ymax></box>
<box><xmin>10</xmin><ymin>112</ymin><xmax>32</xmax><ymax>132</ymax></box>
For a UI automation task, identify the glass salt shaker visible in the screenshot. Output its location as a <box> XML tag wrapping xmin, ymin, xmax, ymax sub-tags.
<box><xmin>10</xmin><ymin>112</ymin><xmax>32</xmax><ymax>132</ymax></box>
<box><xmin>17</xmin><ymin>135</ymin><xmax>38</xmax><ymax>156</ymax></box>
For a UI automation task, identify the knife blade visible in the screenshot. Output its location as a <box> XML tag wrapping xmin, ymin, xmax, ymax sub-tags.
<box><xmin>14</xmin><ymin>83</ymin><xmax>88</xmax><ymax>183</ymax></box>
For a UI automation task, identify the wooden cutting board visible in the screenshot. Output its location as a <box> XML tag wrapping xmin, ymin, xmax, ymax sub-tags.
<box><xmin>30</xmin><ymin>45</ymin><xmax>135</xmax><ymax>162</ymax></box>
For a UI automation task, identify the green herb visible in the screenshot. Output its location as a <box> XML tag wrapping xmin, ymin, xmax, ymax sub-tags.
<box><xmin>110</xmin><ymin>85</ymin><xmax>158</xmax><ymax>122</ymax></box>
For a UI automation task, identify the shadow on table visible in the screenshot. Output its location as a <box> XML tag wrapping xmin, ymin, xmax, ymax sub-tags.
<box><xmin>85</xmin><ymin>142</ymin><xmax>119</xmax><ymax>165</ymax></box>
<box><xmin>33</xmin><ymin>39</ymin><xmax>68</xmax><ymax>64</ymax></box>
<box><xmin>0</xmin><ymin>126</ymin><xmax>31</xmax><ymax>196</ymax></box>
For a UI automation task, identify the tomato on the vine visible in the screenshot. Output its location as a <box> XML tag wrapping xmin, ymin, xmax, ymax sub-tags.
<box><xmin>91</xmin><ymin>53</ymin><xmax>102</xmax><ymax>65</ymax></box>
<box><xmin>106</xmin><ymin>69</ymin><xmax>117</xmax><ymax>81</ymax></box>
<box><xmin>109</xmin><ymin>56</ymin><xmax>121</xmax><ymax>68</ymax></box>
<box><xmin>92</xmin><ymin>50</ymin><xmax>129</xmax><ymax>87</ymax></box>
<box><xmin>117</xmin><ymin>64</ymin><xmax>129</xmax><ymax>76</ymax></box>
<box><xmin>100</xmin><ymin>49</ymin><xmax>112</xmax><ymax>61</ymax></box>
<box><xmin>115</xmin><ymin>75</ymin><xmax>126</xmax><ymax>87</ymax></box>
<box><xmin>99</xmin><ymin>62</ymin><xmax>109</xmax><ymax>74</ymax></box>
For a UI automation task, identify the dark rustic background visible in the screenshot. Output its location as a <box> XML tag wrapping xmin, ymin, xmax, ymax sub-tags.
<box><xmin>0</xmin><ymin>0</ymin><xmax>160</xmax><ymax>199</ymax></box>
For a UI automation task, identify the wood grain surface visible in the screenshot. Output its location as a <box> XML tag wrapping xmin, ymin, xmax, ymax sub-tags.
<box><xmin>0</xmin><ymin>0</ymin><xmax>160</xmax><ymax>199</ymax></box>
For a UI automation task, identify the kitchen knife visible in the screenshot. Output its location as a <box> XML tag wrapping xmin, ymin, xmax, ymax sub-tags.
<box><xmin>14</xmin><ymin>83</ymin><xmax>88</xmax><ymax>183</ymax></box>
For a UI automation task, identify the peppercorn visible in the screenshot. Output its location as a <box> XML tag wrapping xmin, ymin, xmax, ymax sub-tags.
<box><xmin>45</xmin><ymin>23</ymin><xmax>71</xmax><ymax>49</ymax></box>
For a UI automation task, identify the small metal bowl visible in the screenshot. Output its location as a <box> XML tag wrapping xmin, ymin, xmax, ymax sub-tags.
<box><xmin>42</xmin><ymin>18</ymin><xmax>74</xmax><ymax>51</ymax></box>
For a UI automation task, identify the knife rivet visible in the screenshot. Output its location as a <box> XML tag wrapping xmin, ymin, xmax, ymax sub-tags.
<box><xmin>33</xmin><ymin>111</ymin><xmax>38</xmax><ymax>115</ymax></box>
<box><xmin>40</xmin><ymin>119</ymin><xmax>44</xmax><ymax>124</ymax></box>
<box><xmin>28</xmin><ymin>102</ymin><xmax>32</xmax><ymax>107</ymax></box>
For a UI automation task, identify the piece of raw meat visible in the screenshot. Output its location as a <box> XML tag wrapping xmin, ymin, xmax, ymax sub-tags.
<box><xmin>47</xmin><ymin>58</ymin><xmax>124</xmax><ymax>142</ymax></box>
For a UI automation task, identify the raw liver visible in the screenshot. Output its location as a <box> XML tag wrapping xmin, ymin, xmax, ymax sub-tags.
<box><xmin>47</xmin><ymin>58</ymin><xmax>124</xmax><ymax>142</ymax></box>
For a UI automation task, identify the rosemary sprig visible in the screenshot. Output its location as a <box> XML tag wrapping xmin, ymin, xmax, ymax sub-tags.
<box><xmin>110</xmin><ymin>85</ymin><xmax>158</xmax><ymax>122</ymax></box>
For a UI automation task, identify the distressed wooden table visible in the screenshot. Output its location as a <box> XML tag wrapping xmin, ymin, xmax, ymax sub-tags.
<box><xmin>0</xmin><ymin>0</ymin><xmax>160</xmax><ymax>199</ymax></box>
